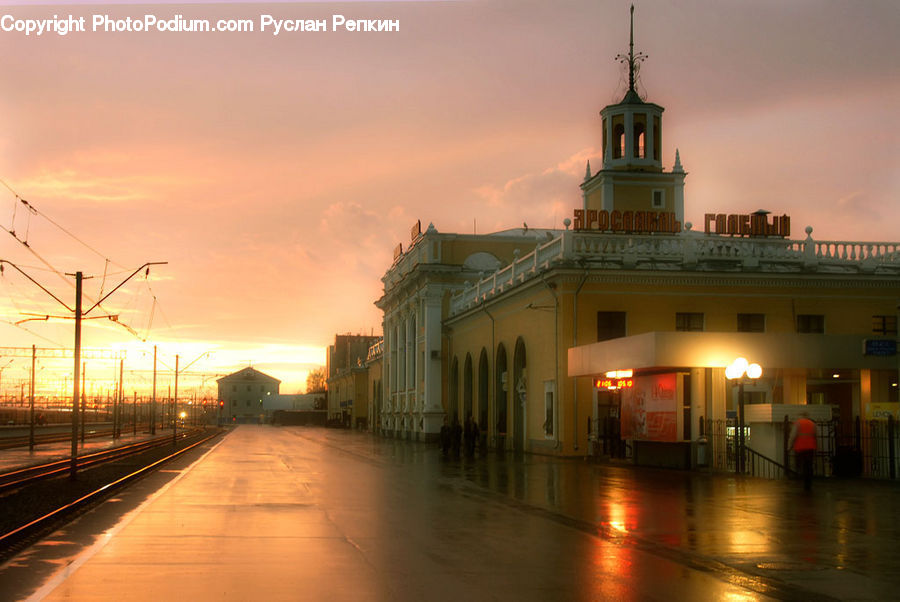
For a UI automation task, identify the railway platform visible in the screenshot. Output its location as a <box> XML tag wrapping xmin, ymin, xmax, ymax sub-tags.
<box><xmin>3</xmin><ymin>426</ymin><xmax>900</xmax><ymax>601</ymax></box>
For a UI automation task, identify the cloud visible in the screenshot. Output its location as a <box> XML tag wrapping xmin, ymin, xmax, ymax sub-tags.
<box><xmin>18</xmin><ymin>169</ymin><xmax>149</xmax><ymax>204</ymax></box>
<box><xmin>474</xmin><ymin>148</ymin><xmax>594</xmax><ymax>229</ymax></box>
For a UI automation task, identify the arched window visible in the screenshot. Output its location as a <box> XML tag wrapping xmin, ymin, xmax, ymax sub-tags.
<box><xmin>478</xmin><ymin>349</ymin><xmax>489</xmax><ymax>430</ymax></box>
<box><xmin>449</xmin><ymin>357</ymin><xmax>459</xmax><ymax>422</ymax></box>
<box><xmin>613</xmin><ymin>123</ymin><xmax>626</xmax><ymax>159</ymax></box>
<box><xmin>464</xmin><ymin>354</ymin><xmax>473</xmax><ymax>421</ymax></box>
<box><xmin>513</xmin><ymin>337</ymin><xmax>527</xmax><ymax>453</ymax></box>
<box><xmin>633</xmin><ymin>122</ymin><xmax>646</xmax><ymax>158</ymax></box>
<box><xmin>495</xmin><ymin>343</ymin><xmax>508</xmax><ymax>441</ymax></box>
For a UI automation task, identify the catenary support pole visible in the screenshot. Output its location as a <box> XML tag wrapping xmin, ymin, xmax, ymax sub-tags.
<box><xmin>70</xmin><ymin>272</ymin><xmax>82</xmax><ymax>480</ymax></box>
<box><xmin>173</xmin><ymin>354</ymin><xmax>179</xmax><ymax>445</ymax></box>
<box><xmin>151</xmin><ymin>345</ymin><xmax>157</xmax><ymax>435</ymax></box>
<box><xmin>28</xmin><ymin>344</ymin><xmax>35</xmax><ymax>451</ymax></box>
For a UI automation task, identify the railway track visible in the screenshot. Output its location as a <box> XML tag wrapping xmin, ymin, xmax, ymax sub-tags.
<box><xmin>0</xmin><ymin>427</ymin><xmax>223</xmax><ymax>556</ymax></box>
<box><xmin>0</xmin><ymin>426</ymin><xmax>117</xmax><ymax>450</ymax></box>
<box><xmin>0</xmin><ymin>428</ymin><xmax>205</xmax><ymax>492</ymax></box>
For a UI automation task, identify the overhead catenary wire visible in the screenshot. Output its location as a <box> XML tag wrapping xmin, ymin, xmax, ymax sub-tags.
<box><xmin>1</xmin><ymin>178</ymin><xmax>128</xmax><ymax>272</ymax></box>
<box><xmin>144</xmin><ymin>276</ymin><xmax>173</xmax><ymax>330</ymax></box>
<box><xmin>0</xmin><ymin>318</ymin><xmax>65</xmax><ymax>347</ymax></box>
<box><xmin>1</xmin><ymin>180</ymin><xmax>125</xmax><ymax>315</ymax></box>
<box><xmin>1</xmin><ymin>178</ymin><xmax>164</xmax><ymax>343</ymax></box>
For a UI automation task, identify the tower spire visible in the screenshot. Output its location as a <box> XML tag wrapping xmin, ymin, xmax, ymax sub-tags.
<box><xmin>616</xmin><ymin>4</ymin><xmax>647</xmax><ymax>102</ymax></box>
<box><xmin>628</xmin><ymin>4</ymin><xmax>635</xmax><ymax>91</ymax></box>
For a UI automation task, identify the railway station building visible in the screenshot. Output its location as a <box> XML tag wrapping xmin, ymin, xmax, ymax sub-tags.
<box><xmin>216</xmin><ymin>367</ymin><xmax>281</xmax><ymax>424</ymax></box>
<box><xmin>373</xmin><ymin>16</ymin><xmax>900</xmax><ymax>467</ymax></box>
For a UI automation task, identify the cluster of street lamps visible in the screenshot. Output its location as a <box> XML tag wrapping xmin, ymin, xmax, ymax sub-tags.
<box><xmin>726</xmin><ymin>357</ymin><xmax>762</xmax><ymax>474</ymax></box>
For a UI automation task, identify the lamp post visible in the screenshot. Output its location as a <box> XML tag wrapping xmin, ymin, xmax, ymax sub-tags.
<box><xmin>726</xmin><ymin>357</ymin><xmax>762</xmax><ymax>474</ymax></box>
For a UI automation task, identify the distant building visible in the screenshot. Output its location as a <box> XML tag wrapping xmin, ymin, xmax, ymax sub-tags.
<box><xmin>327</xmin><ymin>334</ymin><xmax>380</xmax><ymax>379</ymax></box>
<box><xmin>365</xmin><ymin>339</ymin><xmax>384</xmax><ymax>433</ymax></box>
<box><xmin>216</xmin><ymin>367</ymin><xmax>281</xmax><ymax>424</ymax></box>
<box><xmin>283</xmin><ymin>393</ymin><xmax>325</xmax><ymax>411</ymax></box>
<box><xmin>326</xmin><ymin>334</ymin><xmax>380</xmax><ymax>426</ymax></box>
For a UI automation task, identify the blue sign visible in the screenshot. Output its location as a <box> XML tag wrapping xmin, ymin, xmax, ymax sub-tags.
<box><xmin>864</xmin><ymin>339</ymin><xmax>897</xmax><ymax>357</ymax></box>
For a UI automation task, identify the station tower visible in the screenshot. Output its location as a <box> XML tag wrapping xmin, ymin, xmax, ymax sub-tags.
<box><xmin>581</xmin><ymin>5</ymin><xmax>686</xmax><ymax>226</ymax></box>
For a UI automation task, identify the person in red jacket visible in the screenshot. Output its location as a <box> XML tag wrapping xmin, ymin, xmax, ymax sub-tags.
<box><xmin>788</xmin><ymin>411</ymin><xmax>817</xmax><ymax>491</ymax></box>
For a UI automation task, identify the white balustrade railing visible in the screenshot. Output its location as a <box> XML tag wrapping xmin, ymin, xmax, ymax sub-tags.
<box><xmin>448</xmin><ymin>230</ymin><xmax>900</xmax><ymax>316</ymax></box>
<box><xmin>366</xmin><ymin>339</ymin><xmax>384</xmax><ymax>361</ymax></box>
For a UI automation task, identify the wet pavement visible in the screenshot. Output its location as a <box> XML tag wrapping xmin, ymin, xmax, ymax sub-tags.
<box><xmin>2</xmin><ymin>425</ymin><xmax>899</xmax><ymax>601</ymax></box>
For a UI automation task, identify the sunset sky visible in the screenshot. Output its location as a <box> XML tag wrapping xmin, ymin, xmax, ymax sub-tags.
<box><xmin>0</xmin><ymin>0</ymin><xmax>897</xmax><ymax>396</ymax></box>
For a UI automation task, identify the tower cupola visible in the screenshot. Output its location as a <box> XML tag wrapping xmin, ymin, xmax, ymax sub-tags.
<box><xmin>580</xmin><ymin>5</ymin><xmax>686</xmax><ymax>228</ymax></box>
<box><xmin>600</xmin><ymin>5</ymin><xmax>664</xmax><ymax>172</ymax></box>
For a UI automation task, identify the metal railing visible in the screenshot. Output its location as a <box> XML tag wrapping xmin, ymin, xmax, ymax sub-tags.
<box><xmin>448</xmin><ymin>230</ymin><xmax>900</xmax><ymax>317</ymax></box>
<box><xmin>742</xmin><ymin>446</ymin><xmax>787</xmax><ymax>480</ymax></box>
<box><xmin>704</xmin><ymin>416</ymin><xmax>898</xmax><ymax>481</ymax></box>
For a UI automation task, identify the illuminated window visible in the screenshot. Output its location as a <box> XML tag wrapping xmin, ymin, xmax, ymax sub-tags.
<box><xmin>797</xmin><ymin>314</ymin><xmax>825</xmax><ymax>334</ymax></box>
<box><xmin>873</xmin><ymin>315</ymin><xmax>898</xmax><ymax>335</ymax></box>
<box><xmin>676</xmin><ymin>312</ymin><xmax>704</xmax><ymax>332</ymax></box>
<box><xmin>737</xmin><ymin>313</ymin><xmax>765</xmax><ymax>333</ymax></box>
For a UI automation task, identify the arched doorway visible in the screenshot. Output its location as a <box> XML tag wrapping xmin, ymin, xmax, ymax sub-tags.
<box><xmin>495</xmin><ymin>343</ymin><xmax>508</xmax><ymax>448</ymax></box>
<box><xmin>449</xmin><ymin>356</ymin><xmax>459</xmax><ymax>423</ymax></box>
<box><xmin>463</xmin><ymin>353</ymin><xmax>473</xmax><ymax>422</ymax></box>
<box><xmin>478</xmin><ymin>349</ymin><xmax>489</xmax><ymax>432</ymax></box>
<box><xmin>513</xmin><ymin>337</ymin><xmax>527</xmax><ymax>453</ymax></box>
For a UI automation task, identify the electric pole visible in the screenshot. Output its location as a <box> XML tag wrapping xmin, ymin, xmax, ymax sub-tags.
<box><xmin>0</xmin><ymin>260</ymin><xmax>166</xmax><ymax>480</ymax></box>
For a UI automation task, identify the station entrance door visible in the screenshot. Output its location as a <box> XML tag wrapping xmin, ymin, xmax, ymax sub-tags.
<box><xmin>593</xmin><ymin>389</ymin><xmax>624</xmax><ymax>458</ymax></box>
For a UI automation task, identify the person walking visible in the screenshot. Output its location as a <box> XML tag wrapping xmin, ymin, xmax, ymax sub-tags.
<box><xmin>788</xmin><ymin>411</ymin><xmax>817</xmax><ymax>491</ymax></box>
<box><xmin>464</xmin><ymin>414</ymin><xmax>479</xmax><ymax>458</ymax></box>
<box><xmin>451</xmin><ymin>417</ymin><xmax>463</xmax><ymax>458</ymax></box>
<box><xmin>440</xmin><ymin>417</ymin><xmax>452</xmax><ymax>458</ymax></box>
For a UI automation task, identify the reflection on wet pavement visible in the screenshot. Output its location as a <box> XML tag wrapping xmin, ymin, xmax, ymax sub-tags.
<box><xmin>4</xmin><ymin>426</ymin><xmax>898</xmax><ymax>601</ymax></box>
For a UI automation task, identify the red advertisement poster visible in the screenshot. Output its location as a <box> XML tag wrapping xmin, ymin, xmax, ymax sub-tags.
<box><xmin>621</xmin><ymin>373</ymin><xmax>678</xmax><ymax>442</ymax></box>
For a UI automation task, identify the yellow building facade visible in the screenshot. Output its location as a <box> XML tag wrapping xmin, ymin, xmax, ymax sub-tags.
<box><xmin>374</xmin><ymin>13</ymin><xmax>900</xmax><ymax>466</ymax></box>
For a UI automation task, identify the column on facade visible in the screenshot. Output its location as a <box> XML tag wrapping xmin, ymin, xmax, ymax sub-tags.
<box><xmin>384</xmin><ymin>316</ymin><xmax>395</xmax><ymax>430</ymax></box>
<box><xmin>690</xmin><ymin>368</ymin><xmax>705</xmax><ymax>440</ymax></box>
<box><xmin>624</xmin><ymin>111</ymin><xmax>634</xmax><ymax>162</ymax></box>
<box><xmin>401</xmin><ymin>311</ymin><xmax>409</xmax><ymax>414</ymax></box>
<box><xmin>603</xmin><ymin>116</ymin><xmax>613</xmax><ymax>168</ymax></box>
<box><xmin>709</xmin><ymin>368</ymin><xmax>727</xmax><ymax>423</ymax></box>
<box><xmin>407</xmin><ymin>309</ymin><xmax>417</xmax><ymax>409</ymax></box>
<box><xmin>422</xmin><ymin>292</ymin><xmax>442</xmax><ymax>411</ymax></box>
<box><xmin>419</xmin><ymin>289</ymin><xmax>444</xmax><ymax>437</ymax></box>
